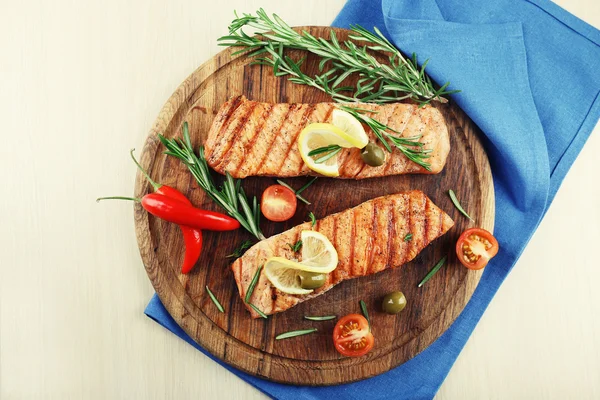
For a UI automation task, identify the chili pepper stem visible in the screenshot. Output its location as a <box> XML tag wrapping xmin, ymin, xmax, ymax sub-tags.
<box><xmin>96</xmin><ymin>196</ymin><xmax>141</xmax><ymax>202</ymax></box>
<box><xmin>130</xmin><ymin>148</ymin><xmax>160</xmax><ymax>191</ymax></box>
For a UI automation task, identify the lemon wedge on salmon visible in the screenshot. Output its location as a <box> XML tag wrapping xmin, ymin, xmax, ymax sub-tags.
<box><xmin>298</xmin><ymin>110</ymin><xmax>368</xmax><ymax>177</ymax></box>
<box><xmin>264</xmin><ymin>231</ymin><xmax>338</xmax><ymax>295</ymax></box>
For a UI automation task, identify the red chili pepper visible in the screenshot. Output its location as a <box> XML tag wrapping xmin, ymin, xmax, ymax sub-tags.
<box><xmin>141</xmin><ymin>193</ymin><xmax>239</xmax><ymax>230</ymax></box>
<box><xmin>130</xmin><ymin>149</ymin><xmax>204</xmax><ymax>274</ymax></box>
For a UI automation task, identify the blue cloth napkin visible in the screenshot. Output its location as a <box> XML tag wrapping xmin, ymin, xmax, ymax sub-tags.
<box><xmin>145</xmin><ymin>1</ymin><xmax>600</xmax><ymax>398</ymax></box>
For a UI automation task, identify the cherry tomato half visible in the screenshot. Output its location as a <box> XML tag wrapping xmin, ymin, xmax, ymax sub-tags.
<box><xmin>260</xmin><ymin>184</ymin><xmax>297</xmax><ymax>222</ymax></box>
<box><xmin>456</xmin><ymin>228</ymin><xmax>499</xmax><ymax>270</ymax></box>
<box><xmin>333</xmin><ymin>314</ymin><xmax>374</xmax><ymax>357</ymax></box>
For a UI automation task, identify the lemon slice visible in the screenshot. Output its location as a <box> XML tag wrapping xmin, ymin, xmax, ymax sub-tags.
<box><xmin>264</xmin><ymin>257</ymin><xmax>314</xmax><ymax>295</ymax></box>
<box><xmin>264</xmin><ymin>231</ymin><xmax>339</xmax><ymax>295</ymax></box>
<box><xmin>300</xmin><ymin>230</ymin><xmax>339</xmax><ymax>271</ymax></box>
<box><xmin>331</xmin><ymin>109</ymin><xmax>369</xmax><ymax>149</ymax></box>
<box><xmin>298</xmin><ymin>123</ymin><xmax>353</xmax><ymax>177</ymax></box>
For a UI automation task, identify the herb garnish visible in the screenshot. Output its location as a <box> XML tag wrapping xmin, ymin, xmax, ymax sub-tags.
<box><xmin>248</xmin><ymin>303</ymin><xmax>268</xmax><ymax>319</ymax></box>
<box><xmin>276</xmin><ymin>177</ymin><xmax>317</xmax><ymax>205</ymax></box>
<box><xmin>417</xmin><ymin>256</ymin><xmax>447</xmax><ymax>288</ymax></box>
<box><xmin>311</xmin><ymin>146</ymin><xmax>342</xmax><ymax>164</ymax></box>
<box><xmin>308</xmin><ymin>212</ymin><xmax>316</xmax><ymax>227</ymax></box>
<box><xmin>448</xmin><ymin>189</ymin><xmax>474</xmax><ymax>221</ymax></box>
<box><xmin>275</xmin><ymin>328</ymin><xmax>318</xmax><ymax>340</ymax></box>
<box><xmin>205</xmin><ymin>286</ymin><xmax>225</xmax><ymax>313</ymax></box>
<box><xmin>359</xmin><ymin>300</ymin><xmax>370</xmax><ymax>331</ymax></box>
<box><xmin>226</xmin><ymin>240</ymin><xmax>253</xmax><ymax>259</ymax></box>
<box><xmin>404</xmin><ymin>233</ymin><xmax>413</xmax><ymax>242</ymax></box>
<box><xmin>288</xmin><ymin>240</ymin><xmax>303</xmax><ymax>252</ymax></box>
<box><xmin>219</xmin><ymin>9</ymin><xmax>457</xmax><ymax>105</ymax></box>
<box><xmin>245</xmin><ymin>265</ymin><xmax>263</xmax><ymax>303</ymax></box>
<box><xmin>304</xmin><ymin>315</ymin><xmax>336</xmax><ymax>321</ymax></box>
<box><xmin>159</xmin><ymin>122</ymin><xmax>265</xmax><ymax>240</ymax></box>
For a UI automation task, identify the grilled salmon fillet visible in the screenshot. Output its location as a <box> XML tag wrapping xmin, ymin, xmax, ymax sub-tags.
<box><xmin>204</xmin><ymin>96</ymin><xmax>450</xmax><ymax>179</ymax></box>
<box><xmin>232</xmin><ymin>190</ymin><xmax>454</xmax><ymax>318</ymax></box>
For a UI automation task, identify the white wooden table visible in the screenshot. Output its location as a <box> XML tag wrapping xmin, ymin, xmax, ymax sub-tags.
<box><xmin>1</xmin><ymin>1</ymin><xmax>598</xmax><ymax>398</ymax></box>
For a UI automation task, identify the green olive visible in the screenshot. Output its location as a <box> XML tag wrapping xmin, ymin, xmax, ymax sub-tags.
<box><xmin>382</xmin><ymin>291</ymin><xmax>407</xmax><ymax>314</ymax></box>
<box><xmin>361</xmin><ymin>142</ymin><xmax>386</xmax><ymax>167</ymax></box>
<box><xmin>297</xmin><ymin>271</ymin><xmax>327</xmax><ymax>290</ymax></box>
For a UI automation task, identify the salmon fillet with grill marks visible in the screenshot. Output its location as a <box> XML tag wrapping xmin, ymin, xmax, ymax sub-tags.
<box><xmin>232</xmin><ymin>190</ymin><xmax>454</xmax><ymax>318</ymax></box>
<box><xmin>204</xmin><ymin>96</ymin><xmax>450</xmax><ymax>179</ymax></box>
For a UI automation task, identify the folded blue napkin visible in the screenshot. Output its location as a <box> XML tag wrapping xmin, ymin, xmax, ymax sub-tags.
<box><xmin>145</xmin><ymin>1</ymin><xmax>600</xmax><ymax>398</ymax></box>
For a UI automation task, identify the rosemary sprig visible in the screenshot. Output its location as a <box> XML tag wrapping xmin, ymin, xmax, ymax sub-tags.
<box><xmin>288</xmin><ymin>240</ymin><xmax>303</xmax><ymax>252</ymax></box>
<box><xmin>245</xmin><ymin>265</ymin><xmax>263</xmax><ymax>303</ymax></box>
<box><xmin>359</xmin><ymin>300</ymin><xmax>370</xmax><ymax>331</ymax></box>
<box><xmin>404</xmin><ymin>233</ymin><xmax>413</xmax><ymax>242</ymax></box>
<box><xmin>308</xmin><ymin>212</ymin><xmax>316</xmax><ymax>227</ymax></box>
<box><xmin>448</xmin><ymin>189</ymin><xmax>474</xmax><ymax>221</ymax></box>
<box><xmin>205</xmin><ymin>286</ymin><xmax>225</xmax><ymax>313</ymax></box>
<box><xmin>219</xmin><ymin>9</ymin><xmax>458</xmax><ymax>105</ymax></box>
<box><xmin>226</xmin><ymin>240</ymin><xmax>253</xmax><ymax>259</ymax></box>
<box><xmin>304</xmin><ymin>315</ymin><xmax>336</xmax><ymax>321</ymax></box>
<box><xmin>307</xmin><ymin>144</ymin><xmax>342</xmax><ymax>157</ymax></box>
<box><xmin>314</xmin><ymin>147</ymin><xmax>342</xmax><ymax>164</ymax></box>
<box><xmin>158</xmin><ymin>122</ymin><xmax>265</xmax><ymax>240</ymax></box>
<box><xmin>418</xmin><ymin>256</ymin><xmax>448</xmax><ymax>288</ymax></box>
<box><xmin>275</xmin><ymin>328</ymin><xmax>318</xmax><ymax>340</ymax></box>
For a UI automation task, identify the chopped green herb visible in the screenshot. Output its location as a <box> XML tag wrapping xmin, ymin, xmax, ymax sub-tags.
<box><xmin>359</xmin><ymin>300</ymin><xmax>370</xmax><ymax>331</ymax></box>
<box><xmin>418</xmin><ymin>256</ymin><xmax>448</xmax><ymax>288</ymax></box>
<box><xmin>288</xmin><ymin>240</ymin><xmax>303</xmax><ymax>252</ymax></box>
<box><xmin>205</xmin><ymin>286</ymin><xmax>225</xmax><ymax>313</ymax></box>
<box><xmin>308</xmin><ymin>212</ymin><xmax>316</xmax><ymax>227</ymax></box>
<box><xmin>404</xmin><ymin>233</ymin><xmax>413</xmax><ymax>242</ymax></box>
<box><xmin>226</xmin><ymin>239</ymin><xmax>253</xmax><ymax>258</ymax></box>
<box><xmin>275</xmin><ymin>328</ymin><xmax>318</xmax><ymax>340</ymax></box>
<box><xmin>304</xmin><ymin>315</ymin><xmax>336</xmax><ymax>321</ymax></box>
<box><xmin>448</xmin><ymin>190</ymin><xmax>474</xmax><ymax>221</ymax></box>
<box><xmin>245</xmin><ymin>265</ymin><xmax>263</xmax><ymax>303</ymax></box>
<box><xmin>248</xmin><ymin>303</ymin><xmax>268</xmax><ymax>319</ymax></box>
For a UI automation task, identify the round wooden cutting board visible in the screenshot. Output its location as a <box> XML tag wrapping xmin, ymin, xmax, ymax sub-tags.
<box><xmin>134</xmin><ymin>27</ymin><xmax>494</xmax><ymax>385</ymax></box>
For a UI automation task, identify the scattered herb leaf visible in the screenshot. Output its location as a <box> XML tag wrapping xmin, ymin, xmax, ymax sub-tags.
<box><xmin>308</xmin><ymin>144</ymin><xmax>342</xmax><ymax>157</ymax></box>
<box><xmin>226</xmin><ymin>240</ymin><xmax>253</xmax><ymax>258</ymax></box>
<box><xmin>275</xmin><ymin>328</ymin><xmax>318</xmax><ymax>340</ymax></box>
<box><xmin>288</xmin><ymin>240</ymin><xmax>303</xmax><ymax>252</ymax></box>
<box><xmin>418</xmin><ymin>256</ymin><xmax>448</xmax><ymax>288</ymax></box>
<box><xmin>448</xmin><ymin>189</ymin><xmax>474</xmax><ymax>221</ymax></box>
<box><xmin>304</xmin><ymin>315</ymin><xmax>336</xmax><ymax>321</ymax></box>
<box><xmin>314</xmin><ymin>147</ymin><xmax>342</xmax><ymax>164</ymax></box>
<box><xmin>276</xmin><ymin>179</ymin><xmax>310</xmax><ymax>205</ymax></box>
<box><xmin>404</xmin><ymin>233</ymin><xmax>413</xmax><ymax>242</ymax></box>
<box><xmin>245</xmin><ymin>265</ymin><xmax>263</xmax><ymax>303</ymax></box>
<box><xmin>296</xmin><ymin>177</ymin><xmax>318</xmax><ymax>195</ymax></box>
<box><xmin>308</xmin><ymin>212</ymin><xmax>316</xmax><ymax>227</ymax></box>
<box><xmin>205</xmin><ymin>286</ymin><xmax>225</xmax><ymax>313</ymax></box>
<box><xmin>248</xmin><ymin>303</ymin><xmax>268</xmax><ymax>319</ymax></box>
<box><xmin>359</xmin><ymin>300</ymin><xmax>370</xmax><ymax>331</ymax></box>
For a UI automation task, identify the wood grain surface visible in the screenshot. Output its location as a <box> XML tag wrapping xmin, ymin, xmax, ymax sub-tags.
<box><xmin>133</xmin><ymin>26</ymin><xmax>494</xmax><ymax>385</ymax></box>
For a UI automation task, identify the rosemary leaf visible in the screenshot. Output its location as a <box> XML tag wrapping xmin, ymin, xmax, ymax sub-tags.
<box><xmin>205</xmin><ymin>286</ymin><xmax>225</xmax><ymax>313</ymax></box>
<box><xmin>226</xmin><ymin>240</ymin><xmax>253</xmax><ymax>259</ymax></box>
<box><xmin>304</xmin><ymin>315</ymin><xmax>336</xmax><ymax>321</ymax></box>
<box><xmin>418</xmin><ymin>256</ymin><xmax>448</xmax><ymax>288</ymax></box>
<box><xmin>404</xmin><ymin>233</ymin><xmax>413</xmax><ymax>242</ymax></box>
<box><xmin>276</xmin><ymin>179</ymin><xmax>311</xmax><ymax>205</ymax></box>
<box><xmin>448</xmin><ymin>189</ymin><xmax>474</xmax><ymax>221</ymax></box>
<box><xmin>359</xmin><ymin>300</ymin><xmax>370</xmax><ymax>331</ymax></box>
<box><xmin>296</xmin><ymin>177</ymin><xmax>318</xmax><ymax>195</ymax></box>
<box><xmin>288</xmin><ymin>240</ymin><xmax>303</xmax><ymax>253</ymax></box>
<box><xmin>275</xmin><ymin>328</ymin><xmax>318</xmax><ymax>340</ymax></box>
<box><xmin>248</xmin><ymin>303</ymin><xmax>268</xmax><ymax>319</ymax></box>
<box><xmin>314</xmin><ymin>147</ymin><xmax>342</xmax><ymax>164</ymax></box>
<box><xmin>308</xmin><ymin>212</ymin><xmax>316</xmax><ymax>227</ymax></box>
<box><xmin>245</xmin><ymin>265</ymin><xmax>263</xmax><ymax>303</ymax></box>
<box><xmin>307</xmin><ymin>144</ymin><xmax>341</xmax><ymax>157</ymax></box>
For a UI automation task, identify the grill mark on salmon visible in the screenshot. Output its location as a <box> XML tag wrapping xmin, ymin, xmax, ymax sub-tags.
<box><xmin>205</xmin><ymin>96</ymin><xmax>450</xmax><ymax>179</ymax></box>
<box><xmin>232</xmin><ymin>190</ymin><xmax>454</xmax><ymax>318</ymax></box>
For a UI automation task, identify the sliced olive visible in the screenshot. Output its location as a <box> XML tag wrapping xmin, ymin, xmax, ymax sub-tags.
<box><xmin>298</xmin><ymin>271</ymin><xmax>327</xmax><ymax>289</ymax></box>
<box><xmin>361</xmin><ymin>143</ymin><xmax>386</xmax><ymax>167</ymax></box>
<box><xmin>382</xmin><ymin>291</ymin><xmax>407</xmax><ymax>314</ymax></box>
